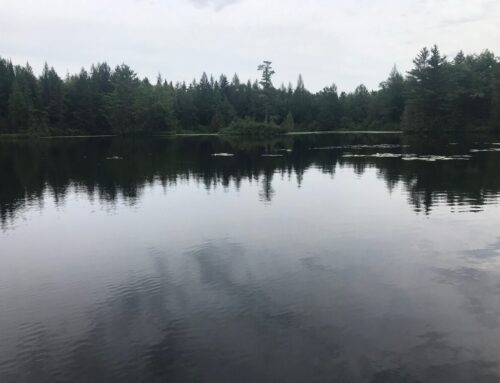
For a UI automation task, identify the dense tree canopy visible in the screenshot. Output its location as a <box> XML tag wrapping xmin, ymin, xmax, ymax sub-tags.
<box><xmin>0</xmin><ymin>46</ymin><xmax>499</xmax><ymax>135</ymax></box>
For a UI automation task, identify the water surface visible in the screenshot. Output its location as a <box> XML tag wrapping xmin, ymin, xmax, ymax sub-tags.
<box><xmin>2</xmin><ymin>134</ymin><xmax>500</xmax><ymax>382</ymax></box>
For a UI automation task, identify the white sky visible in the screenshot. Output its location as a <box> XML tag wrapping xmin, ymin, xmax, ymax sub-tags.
<box><xmin>1</xmin><ymin>0</ymin><xmax>499</xmax><ymax>92</ymax></box>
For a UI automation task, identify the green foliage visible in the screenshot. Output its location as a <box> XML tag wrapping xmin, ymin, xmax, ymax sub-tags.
<box><xmin>403</xmin><ymin>46</ymin><xmax>453</xmax><ymax>132</ymax></box>
<box><xmin>0</xmin><ymin>47</ymin><xmax>499</xmax><ymax>136</ymax></box>
<box><xmin>281</xmin><ymin>112</ymin><xmax>295</xmax><ymax>131</ymax></box>
<box><xmin>39</xmin><ymin>63</ymin><xmax>63</xmax><ymax>128</ymax></box>
<box><xmin>291</xmin><ymin>75</ymin><xmax>313</xmax><ymax>127</ymax></box>
<box><xmin>491</xmin><ymin>64</ymin><xmax>500</xmax><ymax>131</ymax></box>
<box><xmin>0</xmin><ymin>58</ymin><xmax>15</xmax><ymax>130</ymax></box>
<box><xmin>107</xmin><ymin>64</ymin><xmax>139</xmax><ymax>134</ymax></box>
<box><xmin>317</xmin><ymin>84</ymin><xmax>340</xmax><ymax>130</ymax></box>
<box><xmin>257</xmin><ymin>61</ymin><xmax>275</xmax><ymax>123</ymax></box>
<box><xmin>379</xmin><ymin>66</ymin><xmax>405</xmax><ymax>125</ymax></box>
<box><xmin>402</xmin><ymin>45</ymin><xmax>498</xmax><ymax>132</ymax></box>
<box><xmin>8</xmin><ymin>81</ymin><xmax>31</xmax><ymax>130</ymax></box>
<box><xmin>210</xmin><ymin>109</ymin><xmax>225</xmax><ymax>132</ymax></box>
<box><xmin>223</xmin><ymin>118</ymin><xmax>288</xmax><ymax>136</ymax></box>
<box><xmin>257</xmin><ymin>61</ymin><xmax>275</xmax><ymax>90</ymax></box>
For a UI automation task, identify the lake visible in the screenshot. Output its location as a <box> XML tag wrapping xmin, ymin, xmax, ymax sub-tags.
<box><xmin>2</xmin><ymin>133</ymin><xmax>500</xmax><ymax>382</ymax></box>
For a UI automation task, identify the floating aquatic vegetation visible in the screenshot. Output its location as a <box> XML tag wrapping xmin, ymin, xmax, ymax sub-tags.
<box><xmin>402</xmin><ymin>155</ymin><xmax>471</xmax><ymax>161</ymax></box>
<box><xmin>342</xmin><ymin>153</ymin><xmax>402</xmax><ymax>158</ymax></box>
<box><xmin>470</xmin><ymin>148</ymin><xmax>500</xmax><ymax>153</ymax></box>
<box><xmin>312</xmin><ymin>144</ymin><xmax>407</xmax><ymax>151</ymax></box>
<box><xmin>348</xmin><ymin>144</ymin><xmax>408</xmax><ymax>149</ymax></box>
<box><xmin>342</xmin><ymin>153</ymin><xmax>471</xmax><ymax>161</ymax></box>
<box><xmin>211</xmin><ymin>153</ymin><xmax>235</xmax><ymax>157</ymax></box>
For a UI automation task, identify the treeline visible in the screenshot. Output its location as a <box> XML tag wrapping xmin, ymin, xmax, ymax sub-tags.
<box><xmin>1</xmin><ymin>45</ymin><xmax>500</xmax><ymax>135</ymax></box>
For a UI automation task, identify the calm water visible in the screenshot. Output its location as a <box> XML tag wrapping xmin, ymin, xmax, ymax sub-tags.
<box><xmin>2</xmin><ymin>134</ymin><xmax>500</xmax><ymax>382</ymax></box>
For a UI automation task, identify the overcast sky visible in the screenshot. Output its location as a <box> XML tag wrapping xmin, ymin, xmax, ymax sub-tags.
<box><xmin>1</xmin><ymin>0</ymin><xmax>499</xmax><ymax>92</ymax></box>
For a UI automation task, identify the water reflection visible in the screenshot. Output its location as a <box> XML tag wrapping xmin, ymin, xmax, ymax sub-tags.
<box><xmin>2</xmin><ymin>134</ymin><xmax>500</xmax><ymax>229</ymax></box>
<box><xmin>3</xmin><ymin>134</ymin><xmax>500</xmax><ymax>382</ymax></box>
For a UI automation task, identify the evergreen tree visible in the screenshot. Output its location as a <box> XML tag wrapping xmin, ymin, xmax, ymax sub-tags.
<box><xmin>0</xmin><ymin>58</ymin><xmax>15</xmax><ymax>129</ymax></box>
<box><xmin>257</xmin><ymin>61</ymin><xmax>275</xmax><ymax>123</ymax></box>
<box><xmin>8</xmin><ymin>81</ymin><xmax>31</xmax><ymax>130</ymax></box>
<box><xmin>39</xmin><ymin>63</ymin><xmax>63</xmax><ymax>128</ymax></box>
<box><xmin>174</xmin><ymin>82</ymin><xmax>198</xmax><ymax>130</ymax></box>
<box><xmin>404</xmin><ymin>45</ymin><xmax>452</xmax><ymax>132</ymax></box>
<box><xmin>90</xmin><ymin>63</ymin><xmax>113</xmax><ymax>133</ymax></box>
<box><xmin>63</xmin><ymin>69</ymin><xmax>94</xmax><ymax>133</ymax></box>
<box><xmin>291</xmin><ymin>75</ymin><xmax>313</xmax><ymax>127</ymax></box>
<box><xmin>379</xmin><ymin>66</ymin><xmax>405</xmax><ymax>125</ymax></box>
<box><xmin>491</xmin><ymin>62</ymin><xmax>500</xmax><ymax>131</ymax></box>
<box><xmin>107</xmin><ymin>64</ymin><xmax>139</xmax><ymax>134</ymax></box>
<box><xmin>316</xmin><ymin>84</ymin><xmax>340</xmax><ymax>130</ymax></box>
<box><xmin>195</xmin><ymin>72</ymin><xmax>214</xmax><ymax>127</ymax></box>
<box><xmin>1</xmin><ymin>47</ymin><xmax>499</xmax><ymax>136</ymax></box>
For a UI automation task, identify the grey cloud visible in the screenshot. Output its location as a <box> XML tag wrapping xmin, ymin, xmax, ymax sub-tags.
<box><xmin>436</xmin><ymin>0</ymin><xmax>498</xmax><ymax>28</ymax></box>
<box><xmin>1</xmin><ymin>0</ymin><xmax>500</xmax><ymax>92</ymax></box>
<box><xmin>439</xmin><ymin>16</ymin><xmax>485</xmax><ymax>28</ymax></box>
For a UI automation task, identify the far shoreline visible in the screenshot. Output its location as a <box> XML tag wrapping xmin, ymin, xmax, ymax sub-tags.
<box><xmin>6</xmin><ymin>130</ymin><xmax>499</xmax><ymax>140</ymax></box>
<box><xmin>0</xmin><ymin>131</ymin><xmax>403</xmax><ymax>140</ymax></box>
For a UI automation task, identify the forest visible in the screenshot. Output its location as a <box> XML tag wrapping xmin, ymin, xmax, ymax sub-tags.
<box><xmin>0</xmin><ymin>45</ymin><xmax>499</xmax><ymax>136</ymax></box>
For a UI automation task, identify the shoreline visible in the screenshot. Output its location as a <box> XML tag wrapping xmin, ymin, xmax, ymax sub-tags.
<box><xmin>0</xmin><ymin>131</ymin><xmax>403</xmax><ymax>139</ymax></box>
<box><xmin>2</xmin><ymin>129</ymin><xmax>497</xmax><ymax>139</ymax></box>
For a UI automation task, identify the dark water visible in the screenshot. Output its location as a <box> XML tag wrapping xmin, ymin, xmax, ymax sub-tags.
<box><xmin>2</xmin><ymin>134</ymin><xmax>500</xmax><ymax>382</ymax></box>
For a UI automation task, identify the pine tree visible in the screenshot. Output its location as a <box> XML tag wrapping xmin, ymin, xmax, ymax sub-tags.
<box><xmin>257</xmin><ymin>61</ymin><xmax>275</xmax><ymax>123</ymax></box>
<box><xmin>0</xmin><ymin>58</ymin><xmax>15</xmax><ymax>125</ymax></box>
<box><xmin>292</xmin><ymin>75</ymin><xmax>313</xmax><ymax>126</ymax></box>
<box><xmin>195</xmin><ymin>72</ymin><xmax>214</xmax><ymax>127</ymax></box>
<box><xmin>39</xmin><ymin>63</ymin><xmax>63</xmax><ymax>128</ymax></box>
<box><xmin>108</xmin><ymin>64</ymin><xmax>139</xmax><ymax>134</ymax></box>
<box><xmin>491</xmin><ymin>63</ymin><xmax>500</xmax><ymax>131</ymax></box>
<box><xmin>8</xmin><ymin>81</ymin><xmax>30</xmax><ymax>130</ymax></box>
<box><xmin>90</xmin><ymin>63</ymin><xmax>113</xmax><ymax>133</ymax></box>
<box><xmin>317</xmin><ymin>84</ymin><xmax>340</xmax><ymax>130</ymax></box>
<box><xmin>404</xmin><ymin>45</ymin><xmax>452</xmax><ymax>132</ymax></box>
<box><xmin>1</xmin><ymin>47</ymin><xmax>499</xmax><ymax>136</ymax></box>
<box><xmin>379</xmin><ymin>66</ymin><xmax>405</xmax><ymax>125</ymax></box>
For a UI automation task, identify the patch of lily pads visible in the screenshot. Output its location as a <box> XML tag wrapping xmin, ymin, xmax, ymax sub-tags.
<box><xmin>470</xmin><ymin>148</ymin><xmax>500</xmax><ymax>153</ymax></box>
<box><xmin>342</xmin><ymin>153</ymin><xmax>472</xmax><ymax>161</ymax></box>
<box><xmin>312</xmin><ymin>144</ymin><xmax>408</xmax><ymax>150</ymax></box>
